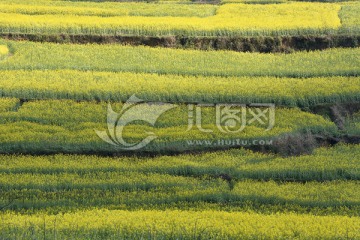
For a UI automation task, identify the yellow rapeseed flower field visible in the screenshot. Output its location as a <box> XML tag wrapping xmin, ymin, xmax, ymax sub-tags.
<box><xmin>0</xmin><ymin>0</ymin><xmax>358</xmax><ymax>238</ymax></box>
<box><xmin>0</xmin><ymin>3</ymin><xmax>341</xmax><ymax>36</ymax></box>
<box><xmin>0</xmin><ymin>45</ymin><xmax>8</xmax><ymax>56</ymax></box>
<box><xmin>1</xmin><ymin>210</ymin><xmax>359</xmax><ymax>239</ymax></box>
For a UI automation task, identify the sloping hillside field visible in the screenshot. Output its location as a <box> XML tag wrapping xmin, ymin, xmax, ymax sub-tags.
<box><xmin>0</xmin><ymin>0</ymin><xmax>359</xmax><ymax>239</ymax></box>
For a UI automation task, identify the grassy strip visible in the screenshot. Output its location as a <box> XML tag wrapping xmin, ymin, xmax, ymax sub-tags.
<box><xmin>1</xmin><ymin>145</ymin><xmax>359</xmax><ymax>215</ymax></box>
<box><xmin>0</xmin><ymin>70</ymin><xmax>359</xmax><ymax>107</ymax></box>
<box><xmin>1</xmin><ymin>40</ymin><xmax>359</xmax><ymax>78</ymax></box>
<box><xmin>339</xmin><ymin>2</ymin><xmax>360</xmax><ymax>33</ymax></box>
<box><xmin>0</xmin><ymin>99</ymin><xmax>337</xmax><ymax>154</ymax></box>
<box><xmin>0</xmin><ymin>144</ymin><xmax>359</xmax><ymax>181</ymax></box>
<box><xmin>0</xmin><ymin>180</ymin><xmax>359</xmax><ymax>213</ymax></box>
<box><xmin>0</xmin><ymin>209</ymin><xmax>359</xmax><ymax>239</ymax></box>
<box><xmin>0</xmin><ymin>171</ymin><xmax>220</xmax><ymax>191</ymax></box>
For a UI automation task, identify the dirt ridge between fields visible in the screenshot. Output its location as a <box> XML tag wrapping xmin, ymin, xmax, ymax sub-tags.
<box><xmin>2</xmin><ymin>33</ymin><xmax>360</xmax><ymax>52</ymax></box>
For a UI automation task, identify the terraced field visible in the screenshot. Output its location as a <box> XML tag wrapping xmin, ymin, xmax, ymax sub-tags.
<box><xmin>0</xmin><ymin>98</ymin><xmax>338</xmax><ymax>154</ymax></box>
<box><xmin>0</xmin><ymin>2</ymin><xmax>342</xmax><ymax>36</ymax></box>
<box><xmin>0</xmin><ymin>0</ymin><xmax>359</xmax><ymax>239</ymax></box>
<box><xmin>0</xmin><ymin>145</ymin><xmax>360</xmax><ymax>238</ymax></box>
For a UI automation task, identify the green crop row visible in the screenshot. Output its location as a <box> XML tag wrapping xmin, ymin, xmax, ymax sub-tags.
<box><xmin>1</xmin><ymin>179</ymin><xmax>359</xmax><ymax>214</ymax></box>
<box><xmin>1</xmin><ymin>40</ymin><xmax>359</xmax><ymax>78</ymax></box>
<box><xmin>339</xmin><ymin>2</ymin><xmax>360</xmax><ymax>33</ymax></box>
<box><xmin>0</xmin><ymin>145</ymin><xmax>359</xmax><ymax>215</ymax></box>
<box><xmin>0</xmin><ymin>70</ymin><xmax>359</xmax><ymax>107</ymax></box>
<box><xmin>0</xmin><ymin>144</ymin><xmax>359</xmax><ymax>182</ymax></box>
<box><xmin>0</xmin><ymin>98</ymin><xmax>337</xmax><ymax>154</ymax></box>
<box><xmin>1</xmin><ymin>143</ymin><xmax>359</xmax><ymax>214</ymax></box>
<box><xmin>0</xmin><ymin>171</ymin><xmax>219</xmax><ymax>192</ymax></box>
<box><xmin>0</xmin><ymin>97</ymin><xmax>18</xmax><ymax>112</ymax></box>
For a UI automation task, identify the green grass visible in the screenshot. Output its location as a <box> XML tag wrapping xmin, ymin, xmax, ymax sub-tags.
<box><xmin>1</xmin><ymin>180</ymin><xmax>359</xmax><ymax>214</ymax></box>
<box><xmin>1</xmin><ymin>144</ymin><xmax>358</xmax><ymax>181</ymax></box>
<box><xmin>0</xmin><ymin>70</ymin><xmax>359</xmax><ymax>107</ymax></box>
<box><xmin>339</xmin><ymin>2</ymin><xmax>360</xmax><ymax>33</ymax></box>
<box><xmin>1</xmin><ymin>40</ymin><xmax>359</xmax><ymax>78</ymax></box>
<box><xmin>344</xmin><ymin>110</ymin><xmax>360</xmax><ymax>135</ymax></box>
